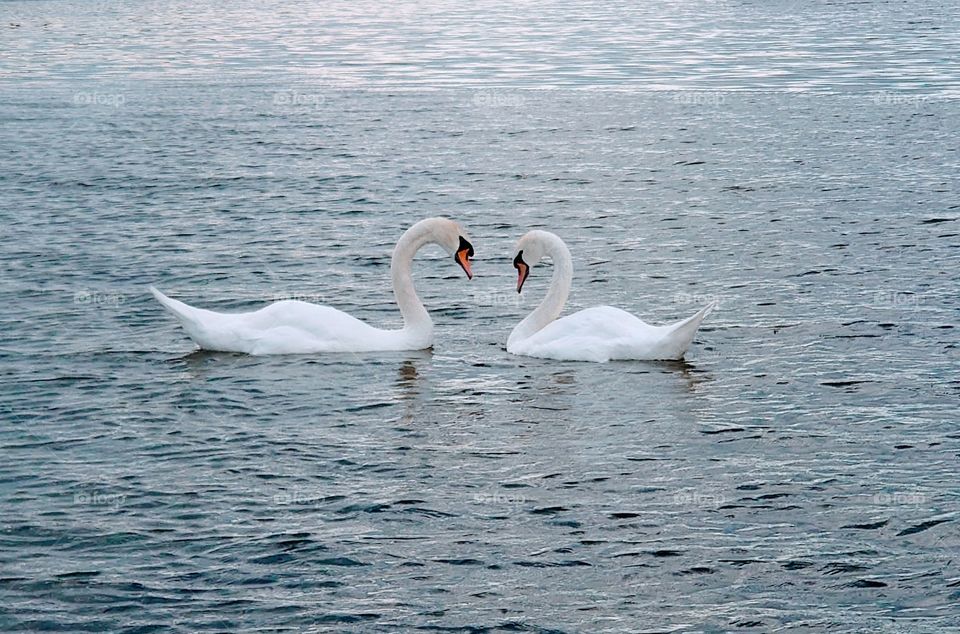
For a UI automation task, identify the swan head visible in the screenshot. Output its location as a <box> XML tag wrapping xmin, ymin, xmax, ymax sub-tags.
<box><xmin>512</xmin><ymin>230</ymin><xmax>549</xmax><ymax>293</ymax></box>
<box><xmin>428</xmin><ymin>218</ymin><xmax>474</xmax><ymax>280</ymax></box>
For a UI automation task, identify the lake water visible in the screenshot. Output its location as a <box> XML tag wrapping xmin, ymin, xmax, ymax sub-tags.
<box><xmin>1</xmin><ymin>0</ymin><xmax>958</xmax><ymax>632</ymax></box>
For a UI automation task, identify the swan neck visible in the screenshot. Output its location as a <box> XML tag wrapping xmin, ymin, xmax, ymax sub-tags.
<box><xmin>509</xmin><ymin>235</ymin><xmax>572</xmax><ymax>344</ymax></box>
<box><xmin>391</xmin><ymin>222</ymin><xmax>434</xmax><ymax>336</ymax></box>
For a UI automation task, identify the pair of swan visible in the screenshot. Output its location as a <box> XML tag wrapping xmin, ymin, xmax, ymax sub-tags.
<box><xmin>151</xmin><ymin>217</ymin><xmax>714</xmax><ymax>361</ymax></box>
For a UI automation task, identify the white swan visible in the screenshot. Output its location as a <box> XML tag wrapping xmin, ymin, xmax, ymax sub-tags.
<box><xmin>507</xmin><ymin>230</ymin><xmax>714</xmax><ymax>362</ymax></box>
<box><xmin>151</xmin><ymin>217</ymin><xmax>474</xmax><ymax>355</ymax></box>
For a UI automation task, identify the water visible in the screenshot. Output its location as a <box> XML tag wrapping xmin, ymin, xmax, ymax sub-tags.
<box><xmin>1</xmin><ymin>0</ymin><xmax>959</xmax><ymax>631</ymax></box>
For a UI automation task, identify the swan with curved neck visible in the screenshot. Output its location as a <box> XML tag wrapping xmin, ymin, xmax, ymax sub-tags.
<box><xmin>508</xmin><ymin>230</ymin><xmax>713</xmax><ymax>362</ymax></box>
<box><xmin>151</xmin><ymin>217</ymin><xmax>474</xmax><ymax>355</ymax></box>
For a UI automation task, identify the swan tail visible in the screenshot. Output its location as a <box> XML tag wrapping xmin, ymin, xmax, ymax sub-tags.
<box><xmin>150</xmin><ymin>286</ymin><xmax>214</xmax><ymax>345</ymax></box>
<box><xmin>661</xmin><ymin>301</ymin><xmax>716</xmax><ymax>359</ymax></box>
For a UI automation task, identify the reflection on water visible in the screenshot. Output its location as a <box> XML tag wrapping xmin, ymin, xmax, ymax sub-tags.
<box><xmin>394</xmin><ymin>355</ymin><xmax>429</xmax><ymax>429</ymax></box>
<box><xmin>660</xmin><ymin>358</ymin><xmax>713</xmax><ymax>393</ymax></box>
<box><xmin>3</xmin><ymin>0</ymin><xmax>960</xmax><ymax>93</ymax></box>
<box><xmin>177</xmin><ymin>348</ymin><xmax>248</xmax><ymax>377</ymax></box>
<box><xmin>395</xmin><ymin>358</ymin><xmax>422</xmax><ymax>400</ymax></box>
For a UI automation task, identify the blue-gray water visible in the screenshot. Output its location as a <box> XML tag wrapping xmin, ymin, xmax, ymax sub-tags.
<box><xmin>1</xmin><ymin>0</ymin><xmax>959</xmax><ymax>632</ymax></box>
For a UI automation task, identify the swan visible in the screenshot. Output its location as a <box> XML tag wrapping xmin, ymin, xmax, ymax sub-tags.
<box><xmin>151</xmin><ymin>217</ymin><xmax>474</xmax><ymax>355</ymax></box>
<box><xmin>507</xmin><ymin>230</ymin><xmax>714</xmax><ymax>362</ymax></box>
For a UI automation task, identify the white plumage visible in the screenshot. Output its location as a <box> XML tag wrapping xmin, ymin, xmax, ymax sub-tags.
<box><xmin>151</xmin><ymin>218</ymin><xmax>474</xmax><ymax>355</ymax></box>
<box><xmin>508</xmin><ymin>230</ymin><xmax>714</xmax><ymax>362</ymax></box>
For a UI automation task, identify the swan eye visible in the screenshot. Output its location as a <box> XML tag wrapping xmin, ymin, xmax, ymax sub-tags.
<box><xmin>458</xmin><ymin>236</ymin><xmax>474</xmax><ymax>258</ymax></box>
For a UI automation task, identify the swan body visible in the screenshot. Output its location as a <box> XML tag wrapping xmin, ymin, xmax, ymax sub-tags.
<box><xmin>508</xmin><ymin>230</ymin><xmax>713</xmax><ymax>362</ymax></box>
<box><xmin>152</xmin><ymin>217</ymin><xmax>474</xmax><ymax>355</ymax></box>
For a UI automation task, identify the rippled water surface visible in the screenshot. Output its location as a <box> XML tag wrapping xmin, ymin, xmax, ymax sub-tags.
<box><xmin>1</xmin><ymin>1</ymin><xmax>959</xmax><ymax>632</ymax></box>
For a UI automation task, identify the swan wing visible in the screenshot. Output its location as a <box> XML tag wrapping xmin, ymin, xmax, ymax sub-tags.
<box><xmin>511</xmin><ymin>304</ymin><xmax>713</xmax><ymax>362</ymax></box>
<box><xmin>151</xmin><ymin>287</ymin><xmax>409</xmax><ymax>354</ymax></box>
<box><xmin>511</xmin><ymin>306</ymin><xmax>645</xmax><ymax>362</ymax></box>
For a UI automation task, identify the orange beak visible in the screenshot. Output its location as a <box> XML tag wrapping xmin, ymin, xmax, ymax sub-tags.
<box><xmin>456</xmin><ymin>249</ymin><xmax>473</xmax><ymax>279</ymax></box>
<box><xmin>514</xmin><ymin>251</ymin><xmax>529</xmax><ymax>293</ymax></box>
<box><xmin>455</xmin><ymin>236</ymin><xmax>474</xmax><ymax>280</ymax></box>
